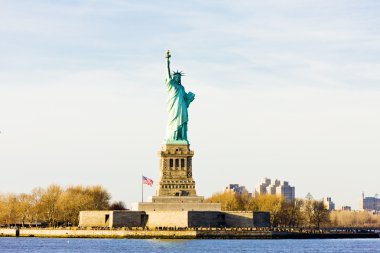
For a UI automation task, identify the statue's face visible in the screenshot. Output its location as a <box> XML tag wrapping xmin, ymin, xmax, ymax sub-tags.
<box><xmin>173</xmin><ymin>74</ymin><xmax>181</xmax><ymax>83</ymax></box>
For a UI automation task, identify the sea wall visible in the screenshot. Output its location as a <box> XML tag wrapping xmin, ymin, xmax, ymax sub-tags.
<box><xmin>0</xmin><ymin>228</ymin><xmax>378</xmax><ymax>239</ymax></box>
<box><xmin>0</xmin><ymin>228</ymin><xmax>196</xmax><ymax>239</ymax></box>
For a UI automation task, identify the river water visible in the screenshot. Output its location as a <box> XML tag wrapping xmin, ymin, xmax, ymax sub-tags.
<box><xmin>0</xmin><ymin>238</ymin><xmax>379</xmax><ymax>253</ymax></box>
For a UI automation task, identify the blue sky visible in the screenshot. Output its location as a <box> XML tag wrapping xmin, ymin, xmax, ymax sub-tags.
<box><xmin>0</xmin><ymin>0</ymin><xmax>379</xmax><ymax>209</ymax></box>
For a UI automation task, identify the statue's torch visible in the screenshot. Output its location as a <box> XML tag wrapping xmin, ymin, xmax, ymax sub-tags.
<box><xmin>165</xmin><ymin>50</ymin><xmax>171</xmax><ymax>59</ymax></box>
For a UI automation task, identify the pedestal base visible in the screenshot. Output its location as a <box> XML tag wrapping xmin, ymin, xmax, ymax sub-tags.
<box><xmin>150</xmin><ymin>196</ymin><xmax>205</xmax><ymax>203</ymax></box>
<box><xmin>132</xmin><ymin>196</ymin><xmax>221</xmax><ymax>212</ymax></box>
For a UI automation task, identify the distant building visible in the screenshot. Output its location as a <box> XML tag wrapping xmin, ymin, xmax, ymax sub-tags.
<box><xmin>340</xmin><ymin>206</ymin><xmax>351</xmax><ymax>211</ymax></box>
<box><xmin>323</xmin><ymin>197</ymin><xmax>335</xmax><ymax>211</ymax></box>
<box><xmin>225</xmin><ymin>184</ymin><xmax>250</xmax><ymax>196</ymax></box>
<box><xmin>275</xmin><ymin>181</ymin><xmax>295</xmax><ymax>202</ymax></box>
<box><xmin>254</xmin><ymin>178</ymin><xmax>271</xmax><ymax>195</ymax></box>
<box><xmin>254</xmin><ymin>178</ymin><xmax>295</xmax><ymax>202</ymax></box>
<box><xmin>360</xmin><ymin>194</ymin><xmax>380</xmax><ymax>211</ymax></box>
<box><xmin>267</xmin><ymin>179</ymin><xmax>281</xmax><ymax>195</ymax></box>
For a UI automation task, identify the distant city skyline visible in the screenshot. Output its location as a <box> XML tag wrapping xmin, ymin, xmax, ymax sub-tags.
<box><xmin>1</xmin><ymin>1</ymin><xmax>380</xmax><ymax>209</ymax></box>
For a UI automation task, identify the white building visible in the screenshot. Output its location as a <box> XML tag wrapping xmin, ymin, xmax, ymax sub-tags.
<box><xmin>254</xmin><ymin>178</ymin><xmax>271</xmax><ymax>195</ymax></box>
<box><xmin>255</xmin><ymin>178</ymin><xmax>295</xmax><ymax>202</ymax></box>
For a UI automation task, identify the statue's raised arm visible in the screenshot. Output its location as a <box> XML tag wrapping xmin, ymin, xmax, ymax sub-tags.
<box><xmin>165</xmin><ymin>50</ymin><xmax>172</xmax><ymax>80</ymax></box>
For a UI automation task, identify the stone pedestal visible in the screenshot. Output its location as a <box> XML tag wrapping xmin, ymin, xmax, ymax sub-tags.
<box><xmin>133</xmin><ymin>143</ymin><xmax>221</xmax><ymax>213</ymax></box>
<box><xmin>132</xmin><ymin>196</ymin><xmax>221</xmax><ymax>212</ymax></box>
<box><xmin>156</xmin><ymin>144</ymin><xmax>196</xmax><ymax>196</ymax></box>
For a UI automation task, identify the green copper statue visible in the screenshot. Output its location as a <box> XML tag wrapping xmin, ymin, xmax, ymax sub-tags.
<box><xmin>164</xmin><ymin>50</ymin><xmax>195</xmax><ymax>144</ymax></box>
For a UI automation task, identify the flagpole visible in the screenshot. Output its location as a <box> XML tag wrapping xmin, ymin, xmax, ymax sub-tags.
<box><xmin>141</xmin><ymin>174</ymin><xmax>144</xmax><ymax>203</ymax></box>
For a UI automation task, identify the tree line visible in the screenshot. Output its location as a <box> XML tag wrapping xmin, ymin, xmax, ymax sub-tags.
<box><xmin>206</xmin><ymin>191</ymin><xmax>380</xmax><ymax>228</ymax></box>
<box><xmin>0</xmin><ymin>185</ymin><xmax>126</xmax><ymax>227</ymax></box>
<box><xmin>330</xmin><ymin>210</ymin><xmax>380</xmax><ymax>227</ymax></box>
<box><xmin>2</xmin><ymin>186</ymin><xmax>378</xmax><ymax>229</ymax></box>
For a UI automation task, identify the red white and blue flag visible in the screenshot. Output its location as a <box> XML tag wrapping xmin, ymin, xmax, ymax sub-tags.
<box><xmin>142</xmin><ymin>176</ymin><xmax>154</xmax><ymax>186</ymax></box>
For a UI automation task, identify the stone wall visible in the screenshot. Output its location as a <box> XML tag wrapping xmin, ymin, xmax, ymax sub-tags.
<box><xmin>146</xmin><ymin>211</ymin><xmax>189</xmax><ymax>228</ymax></box>
<box><xmin>145</xmin><ymin>211</ymin><xmax>253</xmax><ymax>228</ymax></box>
<box><xmin>188</xmin><ymin>211</ymin><xmax>253</xmax><ymax>228</ymax></box>
<box><xmin>224</xmin><ymin>211</ymin><xmax>253</xmax><ymax>227</ymax></box>
<box><xmin>79</xmin><ymin>211</ymin><xmax>147</xmax><ymax>228</ymax></box>
<box><xmin>112</xmin><ymin>211</ymin><xmax>147</xmax><ymax>227</ymax></box>
<box><xmin>188</xmin><ymin>211</ymin><xmax>225</xmax><ymax>227</ymax></box>
<box><xmin>78</xmin><ymin>210</ymin><xmax>254</xmax><ymax>228</ymax></box>
<box><xmin>79</xmin><ymin>211</ymin><xmax>111</xmax><ymax>227</ymax></box>
<box><xmin>253</xmin><ymin>212</ymin><xmax>271</xmax><ymax>227</ymax></box>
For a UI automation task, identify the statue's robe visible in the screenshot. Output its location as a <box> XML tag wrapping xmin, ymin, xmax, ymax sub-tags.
<box><xmin>165</xmin><ymin>77</ymin><xmax>195</xmax><ymax>142</ymax></box>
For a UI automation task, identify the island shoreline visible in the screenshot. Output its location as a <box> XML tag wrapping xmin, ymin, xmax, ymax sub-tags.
<box><xmin>0</xmin><ymin>228</ymin><xmax>379</xmax><ymax>239</ymax></box>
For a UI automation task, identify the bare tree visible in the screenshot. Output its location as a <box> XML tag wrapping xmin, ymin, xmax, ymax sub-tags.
<box><xmin>40</xmin><ymin>185</ymin><xmax>62</xmax><ymax>227</ymax></box>
<box><xmin>312</xmin><ymin>200</ymin><xmax>330</xmax><ymax>229</ymax></box>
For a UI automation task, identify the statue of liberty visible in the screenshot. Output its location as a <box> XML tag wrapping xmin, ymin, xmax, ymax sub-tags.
<box><xmin>164</xmin><ymin>50</ymin><xmax>195</xmax><ymax>144</ymax></box>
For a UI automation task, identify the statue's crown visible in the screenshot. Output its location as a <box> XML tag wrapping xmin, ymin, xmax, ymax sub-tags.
<box><xmin>172</xmin><ymin>70</ymin><xmax>185</xmax><ymax>76</ymax></box>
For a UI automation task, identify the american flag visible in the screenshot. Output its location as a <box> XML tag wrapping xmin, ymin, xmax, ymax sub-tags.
<box><xmin>142</xmin><ymin>176</ymin><xmax>153</xmax><ymax>186</ymax></box>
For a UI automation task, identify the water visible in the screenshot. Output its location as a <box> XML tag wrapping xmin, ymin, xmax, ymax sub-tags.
<box><xmin>0</xmin><ymin>238</ymin><xmax>380</xmax><ymax>253</ymax></box>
